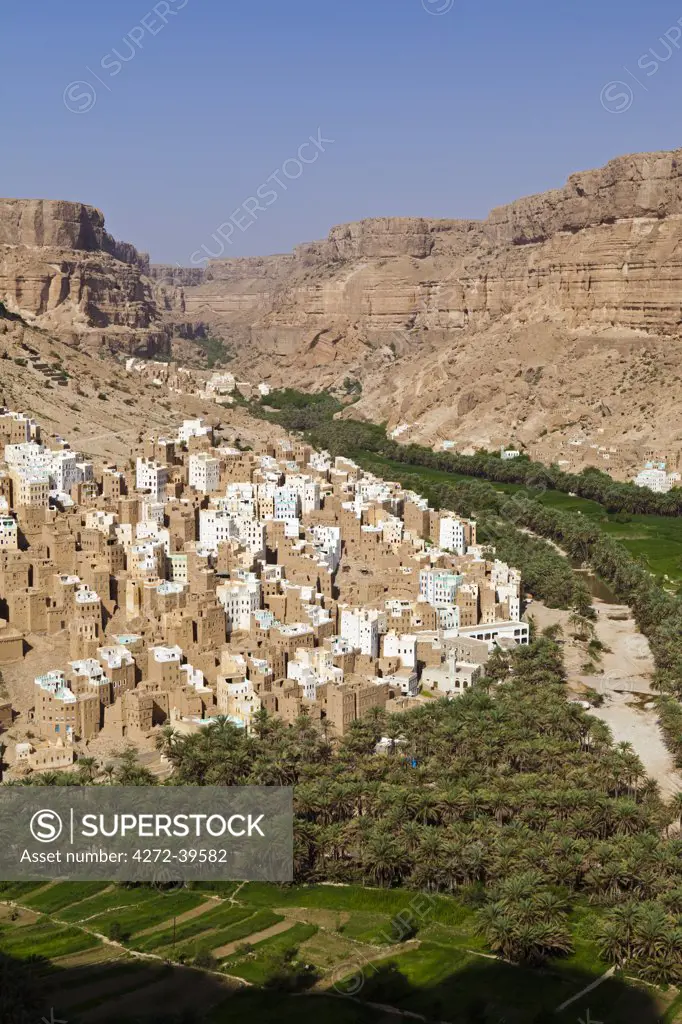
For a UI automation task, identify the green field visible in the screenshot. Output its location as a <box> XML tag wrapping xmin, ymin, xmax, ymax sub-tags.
<box><xmin>0</xmin><ymin>881</ymin><xmax>674</xmax><ymax>1023</ymax></box>
<box><xmin>337</xmin><ymin>910</ymin><xmax>403</xmax><ymax>944</ymax></box>
<box><xmin>131</xmin><ymin>902</ymin><xmax>255</xmax><ymax>953</ymax></box>
<box><xmin>0</xmin><ymin>881</ymin><xmax>52</xmax><ymax>901</ymax></box>
<box><xmin>350</xmin><ymin>941</ymin><xmax>659</xmax><ymax>1023</ymax></box>
<box><xmin>598</xmin><ymin>513</ymin><xmax>682</xmax><ymax>580</ymax></box>
<box><xmin>173</xmin><ymin>908</ymin><xmax>283</xmax><ymax>960</ymax></box>
<box><xmin>57</xmin><ymin>884</ymin><xmax>164</xmax><ymax>922</ymax></box>
<box><xmin>84</xmin><ymin>890</ymin><xmax>206</xmax><ymax>938</ymax></box>
<box><xmin>238</xmin><ymin>881</ymin><xmax>473</xmax><ymax>926</ymax></box>
<box><xmin>22</xmin><ymin>881</ymin><xmax>110</xmax><ymax>914</ymax></box>
<box><xmin>222</xmin><ymin>922</ymin><xmax>318</xmax><ymax>982</ymax></box>
<box><xmin>0</xmin><ymin>919</ymin><xmax>99</xmax><ymax>958</ymax></box>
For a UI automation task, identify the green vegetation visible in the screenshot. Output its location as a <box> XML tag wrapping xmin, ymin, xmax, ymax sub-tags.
<box><xmin>173</xmin><ymin>909</ymin><xmax>283</xmax><ymax>961</ymax></box>
<box><xmin>337</xmin><ymin>911</ymin><xmax>400</xmax><ymax>943</ymax></box>
<box><xmin>131</xmin><ymin>903</ymin><xmax>256</xmax><ymax>953</ymax></box>
<box><xmin>0</xmin><ymin>920</ymin><xmax>98</xmax><ymax>958</ymax></box>
<box><xmin>223</xmin><ymin>922</ymin><xmax>318</xmax><ymax>984</ymax></box>
<box><xmin>194</xmin><ymin>335</ymin><xmax>233</xmax><ymax>368</ymax></box>
<box><xmin>239</xmin><ymin>881</ymin><xmax>474</xmax><ymax>926</ymax></box>
<box><xmin>259</xmin><ymin>388</ymin><xmax>344</xmax><ymax>430</ymax></box>
<box><xmin>11</xmin><ymin>634</ymin><xmax>681</xmax><ymax>996</ymax></box>
<box><xmin>0</xmin><ymin>881</ymin><xmax>49</xmax><ymax>901</ymax></box>
<box><xmin>57</xmin><ymin>884</ymin><xmax>162</xmax><ymax>923</ymax></box>
<box><xmin>0</xmin><ymin>868</ymin><xmax>673</xmax><ymax>1021</ymax></box>
<box><xmin>161</xmin><ymin>639</ymin><xmax>682</xmax><ymax>983</ymax></box>
<box><xmin>22</xmin><ymin>882</ymin><xmax>109</xmax><ymax>914</ymax></box>
<box><xmin>82</xmin><ymin>890</ymin><xmax>206</xmax><ymax>938</ymax></box>
<box><xmin>342</xmin><ymin>945</ymin><xmax>655</xmax><ymax>1023</ymax></box>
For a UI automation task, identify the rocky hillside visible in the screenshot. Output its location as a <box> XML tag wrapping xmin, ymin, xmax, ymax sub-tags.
<box><xmin>0</xmin><ymin>309</ymin><xmax>272</xmax><ymax>464</ymax></box>
<box><xmin>0</xmin><ymin>199</ymin><xmax>174</xmax><ymax>357</ymax></box>
<box><xmin>156</xmin><ymin>149</ymin><xmax>682</xmax><ymax>472</ymax></box>
<box><xmin>5</xmin><ymin>150</ymin><xmax>682</xmax><ymax>473</ymax></box>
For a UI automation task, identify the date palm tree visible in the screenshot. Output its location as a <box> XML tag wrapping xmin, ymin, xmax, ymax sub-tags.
<box><xmin>251</xmin><ymin>707</ymin><xmax>270</xmax><ymax>740</ymax></box>
<box><xmin>363</xmin><ymin>830</ymin><xmax>410</xmax><ymax>887</ymax></box>
<box><xmin>76</xmin><ymin>756</ymin><xmax>98</xmax><ymax>783</ymax></box>
<box><xmin>154</xmin><ymin>725</ymin><xmax>177</xmax><ymax>756</ymax></box>
<box><xmin>669</xmin><ymin>791</ymin><xmax>682</xmax><ymax>833</ymax></box>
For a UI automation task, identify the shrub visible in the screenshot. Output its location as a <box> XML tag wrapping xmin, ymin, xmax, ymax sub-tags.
<box><xmin>108</xmin><ymin>921</ymin><xmax>131</xmax><ymax>943</ymax></box>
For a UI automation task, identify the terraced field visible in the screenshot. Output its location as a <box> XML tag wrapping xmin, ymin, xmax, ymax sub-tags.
<box><xmin>1</xmin><ymin>881</ymin><xmax>678</xmax><ymax>1023</ymax></box>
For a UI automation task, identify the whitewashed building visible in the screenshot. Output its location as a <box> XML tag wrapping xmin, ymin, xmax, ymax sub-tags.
<box><xmin>189</xmin><ymin>452</ymin><xmax>220</xmax><ymax>495</ymax></box>
<box><xmin>0</xmin><ymin>516</ymin><xmax>18</xmax><ymax>550</ymax></box>
<box><xmin>216</xmin><ymin>578</ymin><xmax>261</xmax><ymax>632</ymax></box>
<box><xmin>340</xmin><ymin>607</ymin><xmax>382</xmax><ymax>658</ymax></box>
<box><xmin>439</xmin><ymin>515</ymin><xmax>466</xmax><ymax>555</ymax></box>
<box><xmin>135</xmin><ymin>458</ymin><xmax>168</xmax><ymax>501</ymax></box>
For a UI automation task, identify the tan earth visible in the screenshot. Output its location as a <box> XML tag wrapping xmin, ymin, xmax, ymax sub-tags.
<box><xmin>530</xmin><ymin>599</ymin><xmax>682</xmax><ymax>797</ymax></box>
<box><xmin>211</xmin><ymin>917</ymin><xmax>296</xmax><ymax>958</ymax></box>
<box><xmin>6</xmin><ymin>149</ymin><xmax>682</xmax><ymax>473</ymax></box>
<box><xmin>150</xmin><ymin>147</ymin><xmax>682</xmax><ymax>474</ymax></box>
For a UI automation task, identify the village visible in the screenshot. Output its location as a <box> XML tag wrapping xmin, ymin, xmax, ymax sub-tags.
<box><xmin>0</xmin><ymin>400</ymin><xmax>528</xmax><ymax>778</ymax></box>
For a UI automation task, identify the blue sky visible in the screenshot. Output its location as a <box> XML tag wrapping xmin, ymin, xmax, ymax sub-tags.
<box><xmin>2</xmin><ymin>0</ymin><xmax>682</xmax><ymax>263</ymax></box>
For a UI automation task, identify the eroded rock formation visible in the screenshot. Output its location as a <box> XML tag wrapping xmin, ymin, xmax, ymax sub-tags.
<box><xmin>5</xmin><ymin>150</ymin><xmax>682</xmax><ymax>468</ymax></box>
<box><xmin>0</xmin><ymin>199</ymin><xmax>167</xmax><ymax>356</ymax></box>
<box><xmin>155</xmin><ymin>149</ymin><xmax>682</xmax><ymax>465</ymax></box>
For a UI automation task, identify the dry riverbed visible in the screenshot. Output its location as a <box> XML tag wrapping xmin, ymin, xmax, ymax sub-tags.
<box><xmin>529</xmin><ymin>599</ymin><xmax>682</xmax><ymax>798</ymax></box>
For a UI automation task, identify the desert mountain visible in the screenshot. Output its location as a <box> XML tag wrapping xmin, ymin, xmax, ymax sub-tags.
<box><xmin>4</xmin><ymin>149</ymin><xmax>682</xmax><ymax>473</ymax></box>
<box><xmin>151</xmin><ymin>148</ymin><xmax>682</xmax><ymax>472</ymax></box>
<box><xmin>0</xmin><ymin>198</ymin><xmax>174</xmax><ymax>356</ymax></box>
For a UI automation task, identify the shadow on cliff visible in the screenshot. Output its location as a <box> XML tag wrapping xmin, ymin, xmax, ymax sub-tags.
<box><xmin>0</xmin><ymin>949</ymin><xmax>667</xmax><ymax>1024</ymax></box>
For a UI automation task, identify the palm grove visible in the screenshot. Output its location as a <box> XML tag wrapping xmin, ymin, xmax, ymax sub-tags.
<box><xmin>12</xmin><ymin>638</ymin><xmax>682</xmax><ymax>985</ymax></box>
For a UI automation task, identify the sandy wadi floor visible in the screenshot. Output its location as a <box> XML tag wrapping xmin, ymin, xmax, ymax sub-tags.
<box><xmin>530</xmin><ymin>600</ymin><xmax>682</xmax><ymax>798</ymax></box>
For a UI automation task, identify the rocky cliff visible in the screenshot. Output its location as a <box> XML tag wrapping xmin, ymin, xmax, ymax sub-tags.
<box><xmin>0</xmin><ymin>199</ymin><xmax>169</xmax><ymax>356</ymax></box>
<box><xmin>160</xmin><ymin>148</ymin><xmax>682</xmax><ymax>467</ymax></box>
<box><xmin>5</xmin><ymin>150</ymin><xmax>682</xmax><ymax>469</ymax></box>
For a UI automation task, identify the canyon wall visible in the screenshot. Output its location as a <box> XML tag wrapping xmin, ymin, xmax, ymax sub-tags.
<box><xmin>4</xmin><ymin>150</ymin><xmax>682</xmax><ymax>465</ymax></box>
<box><xmin>164</xmin><ymin>149</ymin><xmax>682</xmax><ymax>354</ymax></box>
<box><xmin>0</xmin><ymin>199</ymin><xmax>149</xmax><ymax>268</ymax></box>
<box><xmin>0</xmin><ymin>198</ymin><xmax>167</xmax><ymax>355</ymax></box>
<box><xmin>158</xmin><ymin>148</ymin><xmax>682</xmax><ymax>462</ymax></box>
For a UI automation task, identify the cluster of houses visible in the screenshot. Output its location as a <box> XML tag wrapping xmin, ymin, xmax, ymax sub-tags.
<box><xmin>0</xmin><ymin>406</ymin><xmax>528</xmax><ymax>776</ymax></box>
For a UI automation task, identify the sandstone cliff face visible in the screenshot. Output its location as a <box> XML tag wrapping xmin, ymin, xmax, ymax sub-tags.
<box><xmin>0</xmin><ymin>199</ymin><xmax>149</xmax><ymax>268</ymax></box>
<box><xmin>5</xmin><ymin>151</ymin><xmax>682</xmax><ymax>469</ymax></box>
<box><xmin>0</xmin><ymin>199</ymin><xmax>165</xmax><ymax>355</ymax></box>
<box><xmin>160</xmin><ymin>148</ymin><xmax>682</xmax><ymax>465</ymax></box>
